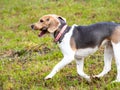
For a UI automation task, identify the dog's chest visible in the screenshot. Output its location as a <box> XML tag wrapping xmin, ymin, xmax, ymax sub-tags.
<box><xmin>58</xmin><ymin>25</ymin><xmax>76</xmax><ymax>56</ymax></box>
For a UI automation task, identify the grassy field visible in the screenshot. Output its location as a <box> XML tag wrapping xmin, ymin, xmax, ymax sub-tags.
<box><xmin>0</xmin><ymin>0</ymin><xmax>120</xmax><ymax>90</ymax></box>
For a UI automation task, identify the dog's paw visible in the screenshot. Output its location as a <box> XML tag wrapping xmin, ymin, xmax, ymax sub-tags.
<box><xmin>92</xmin><ymin>75</ymin><xmax>98</xmax><ymax>78</ymax></box>
<box><xmin>86</xmin><ymin>78</ymin><xmax>91</xmax><ymax>82</ymax></box>
<box><xmin>84</xmin><ymin>76</ymin><xmax>91</xmax><ymax>82</ymax></box>
<box><xmin>92</xmin><ymin>75</ymin><xmax>101</xmax><ymax>80</ymax></box>
<box><xmin>44</xmin><ymin>75</ymin><xmax>52</xmax><ymax>80</ymax></box>
<box><xmin>111</xmin><ymin>79</ymin><xmax>120</xmax><ymax>83</ymax></box>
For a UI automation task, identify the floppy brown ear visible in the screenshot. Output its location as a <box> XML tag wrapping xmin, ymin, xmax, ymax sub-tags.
<box><xmin>47</xmin><ymin>14</ymin><xmax>66</xmax><ymax>33</ymax></box>
<box><xmin>48</xmin><ymin>17</ymin><xmax>60</xmax><ymax>33</ymax></box>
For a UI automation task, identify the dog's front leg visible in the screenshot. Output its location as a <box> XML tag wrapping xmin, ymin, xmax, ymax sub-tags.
<box><xmin>45</xmin><ymin>56</ymin><xmax>74</xmax><ymax>80</ymax></box>
<box><xmin>74</xmin><ymin>48</ymin><xmax>98</xmax><ymax>82</ymax></box>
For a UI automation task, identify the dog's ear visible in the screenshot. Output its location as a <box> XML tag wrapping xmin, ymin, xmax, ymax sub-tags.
<box><xmin>47</xmin><ymin>14</ymin><xmax>66</xmax><ymax>33</ymax></box>
<box><xmin>47</xmin><ymin>16</ymin><xmax>60</xmax><ymax>33</ymax></box>
<box><xmin>58</xmin><ymin>16</ymin><xmax>66</xmax><ymax>23</ymax></box>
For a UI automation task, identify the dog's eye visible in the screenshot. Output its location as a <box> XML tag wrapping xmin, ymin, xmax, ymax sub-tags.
<box><xmin>40</xmin><ymin>19</ymin><xmax>44</xmax><ymax>23</ymax></box>
<box><xmin>46</xmin><ymin>18</ymin><xmax>49</xmax><ymax>21</ymax></box>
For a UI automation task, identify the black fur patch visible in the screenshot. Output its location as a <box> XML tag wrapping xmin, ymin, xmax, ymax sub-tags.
<box><xmin>71</xmin><ymin>22</ymin><xmax>119</xmax><ymax>49</ymax></box>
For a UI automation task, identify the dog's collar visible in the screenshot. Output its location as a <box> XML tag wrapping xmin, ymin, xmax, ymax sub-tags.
<box><xmin>54</xmin><ymin>25</ymin><xmax>68</xmax><ymax>42</ymax></box>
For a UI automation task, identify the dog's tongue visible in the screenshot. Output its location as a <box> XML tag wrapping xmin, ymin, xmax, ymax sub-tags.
<box><xmin>38</xmin><ymin>30</ymin><xmax>47</xmax><ymax>37</ymax></box>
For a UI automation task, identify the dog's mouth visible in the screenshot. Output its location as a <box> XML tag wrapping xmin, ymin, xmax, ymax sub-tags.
<box><xmin>38</xmin><ymin>30</ymin><xmax>48</xmax><ymax>37</ymax></box>
<box><xmin>38</xmin><ymin>27</ymin><xmax>48</xmax><ymax>37</ymax></box>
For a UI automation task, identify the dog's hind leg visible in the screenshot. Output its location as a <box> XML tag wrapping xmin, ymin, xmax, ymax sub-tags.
<box><xmin>45</xmin><ymin>56</ymin><xmax>74</xmax><ymax>80</ymax></box>
<box><xmin>94</xmin><ymin>42</ymin><xmax>113</xmax><ymax>78</ymax></box>
<box><xmin>112</xmin><ymin>42</ymin><xmax>120</xmax><ymax>82</ymax></box>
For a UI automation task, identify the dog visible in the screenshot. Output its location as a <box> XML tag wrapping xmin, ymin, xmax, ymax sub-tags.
<box><xmin>31</xmin><ymin>14</ymin><xmax>120</xmax><ymax>82</ymax></box>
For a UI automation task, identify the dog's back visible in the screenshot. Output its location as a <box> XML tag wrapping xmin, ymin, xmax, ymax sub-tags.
<box><xmin>71</xmin><ymin>22</ymin><xmax>120</xmax><ymax>49</ymax></box>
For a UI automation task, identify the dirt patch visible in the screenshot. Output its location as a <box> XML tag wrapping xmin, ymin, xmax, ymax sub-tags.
<box><xmin>0</xmin><ymin>44</ymin><xmax>51</xmax><ymax>59</ymax></box>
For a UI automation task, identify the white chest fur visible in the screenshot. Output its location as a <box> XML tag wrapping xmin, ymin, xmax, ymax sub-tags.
<box><xmin>58</xmin><ymin>25</ymin><xmax>77</xmax><ymax>57</ymax></box>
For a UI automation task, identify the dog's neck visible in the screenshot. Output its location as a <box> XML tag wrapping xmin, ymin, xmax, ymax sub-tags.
<box><xmin>53</xmin><ymin>24</ymin><xmax>71</xmax><ymax>43</ymax></box>
<box><xmin>53</xmin><ymin>17</ymin><xmax>71</xmax><ymax>43</ymax></box>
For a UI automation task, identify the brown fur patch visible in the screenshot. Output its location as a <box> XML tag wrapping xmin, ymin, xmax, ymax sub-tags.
<box><xmin>70</xmin><ymin>37</ymin><xmax>76</xmax><ymax>51</ymax></box>
<box><xmin>111</xmin><ymin>26</ymin><xmax>120</xmax><ymax>43</ymax></box>
<box><xmin>45</xmin><ymin>15</ymin><xmax>60</xmax><ymax>33</ymax></box>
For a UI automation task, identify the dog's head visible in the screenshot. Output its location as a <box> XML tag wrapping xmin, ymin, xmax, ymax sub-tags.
<box><xmin>31</xmin><ymin>14</ymin><xmax>66</xmax><ymax>37</ymax></box>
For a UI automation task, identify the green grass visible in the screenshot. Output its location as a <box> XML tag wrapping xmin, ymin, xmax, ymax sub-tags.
<box><xmin>0</xmin><ymin>0</ymin><xmax>120</xmax><ymax>89</ymax></box>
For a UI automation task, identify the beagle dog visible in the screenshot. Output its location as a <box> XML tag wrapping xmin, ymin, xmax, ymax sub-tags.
<box><xmin>31</xmin><ymin>14</ymin><xmax>120</xmax><ymax>82</ymax></box>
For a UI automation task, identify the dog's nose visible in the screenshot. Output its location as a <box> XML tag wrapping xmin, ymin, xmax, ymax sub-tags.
<box><xmin>31</xmin><ymin>24</ymin><xmax>34</xmax><ymax>29</ymax></box>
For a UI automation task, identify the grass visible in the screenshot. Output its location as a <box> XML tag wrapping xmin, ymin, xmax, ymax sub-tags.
<box><xmin>0</xmin><ymin>0</ymin><xmax>120</xmax><ymax>89</ymax></box>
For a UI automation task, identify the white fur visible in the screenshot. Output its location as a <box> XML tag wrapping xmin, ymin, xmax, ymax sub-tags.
<box><xmin>75</xmin><ymin>47</ymin><xmax>98</xmax><ymax>59</ymax></box>
<box><xmin>111</xmin><ymin>42</ymin><xmax>120</xmax><ymax>82</ymax></box>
